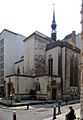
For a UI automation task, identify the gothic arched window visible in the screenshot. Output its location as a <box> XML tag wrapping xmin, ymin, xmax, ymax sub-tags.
<box><xmin>70</xmin><ymin>55</ymin><xmax>74</xmax><ymax>86</ymax></box>
<box><xmin>70</xmin><ymin>55</ymin><xmax>78</xmax><ymax>87</ymax></box>
<box><xmin>48</xmin><ymin>58</ymin><xmax>53</xmax><ymax>75</ymax></box>
<box><xmin>58</xmin><ymin>52</ymin><xmax>62</xmax><ymax>76</ymax></box>
<box><xmin>74</xmin><ymin>57</ymin><xmax>78</xmax><ymax>86</ymax></box>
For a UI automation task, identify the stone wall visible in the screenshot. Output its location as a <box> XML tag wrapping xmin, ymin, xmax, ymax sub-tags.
<box><xmin>5</xmin><ymin>75</ymin><xmax>34</xmax><ymax>97</ymax></box>
<box><xmin>34</xmin><ymin>36</ymin><xmax>49</xmax><ymax>75</ymax></box>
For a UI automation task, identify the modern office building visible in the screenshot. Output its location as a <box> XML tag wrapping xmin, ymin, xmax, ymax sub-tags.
<box><xmin>0</xmin><ymin>29</ymin><xmax>26</xmax><ymax>93</ymax></box>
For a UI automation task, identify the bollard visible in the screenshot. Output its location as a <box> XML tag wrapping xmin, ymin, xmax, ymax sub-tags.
<box><xmin>13</xmin><ymin>111</ymin><xmax>16</xmax><ymax>120</ymax></box>
<box><xmin>53</xmin><ymin>105</ymin><xmax>56</xmax><ymax>119</ymax></box>
<box><xmin>27</xmin><ymin>105</ymin><xmax>29</xmax><ymax>110</ymax></box>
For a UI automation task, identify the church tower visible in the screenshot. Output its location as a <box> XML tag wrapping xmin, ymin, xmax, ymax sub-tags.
<box><xmin>80</xmin><ymin>0</ymin><xmax>83</xmax><ymax>119</ymax></box>
<box><xmin>51</xmin><ymin>4</ymin><xmax>57</xmax><ymax>41</ymax></box>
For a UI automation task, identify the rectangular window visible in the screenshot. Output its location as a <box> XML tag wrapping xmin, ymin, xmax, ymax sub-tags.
<box><xmin>0</xmin><ymin>70</ymin><xmax>4</xmax><ymax>77</ymax></box>
<box><xmin>0</xmin><ymin>63</ymin><xmax>4</xmax><ymax>69</ymax></box>
<box><xmin>48</xmin><ymin>59</ymin><xmax>50</xmax><ymax>75</ymax></box>
<box><xmin>0</xmin><ymin>47</ymin><xmax>4</xmax><ymax>54</ymax></box>
<box><xmin>1</xmin><ymin>71</ymin><xmax>4</xmax><ymax>77</ymax></box>
<box><xmin>1</xmin><ymin>79</ymin><xmax>4</xmax><ymax>84</ymax></box>
<box><xmin>0</xmin><ymin>38</ymin><xmax>4</xmax><ymax>46</ymax></box>
<box><xmin>1</xmin><ymin>47</ymin><xmax>4</xmax><ymax>53</ymax></box>
<box><xmin>1</xmin><ymin>39</ymin><xmax>4</xmax><ymax>46</ymax></box>
<box><xmin>0</xmin><ymin>55</ymin><xmax>4</xmax><ymax>61</ymax></box>
<box><xmin>50</xmin><ymin>58</ymin><xmax>53</xmax><ymax>75</ymax></box>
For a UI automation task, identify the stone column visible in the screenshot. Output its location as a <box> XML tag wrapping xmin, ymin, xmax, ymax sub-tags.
<box><xmin>80</xmin><ymin>0</ymin><xmax>83</xmax><ymax>119</ymax></box>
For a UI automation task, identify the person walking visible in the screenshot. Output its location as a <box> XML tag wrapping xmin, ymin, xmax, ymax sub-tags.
<box><xmin>57</xmin><ymin>100</ymin><xmax>61</xmax><ymax>115</ymax></box>
<box><xmin>66</xmin><ymin>106</ymin><xmax>76</xmax><ymax>120</ymax></box>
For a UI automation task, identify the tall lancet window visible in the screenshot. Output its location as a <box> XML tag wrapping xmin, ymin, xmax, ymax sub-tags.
<box><xmin>48</xmin><ymin>57</ymin><xmax>53</xmax><ymax>75</ymax></box>
<box><xmin>74</xmin><ymin>57</ymin><xmax>78</xmax><ymax>86</ymax></box>
<box><xmin>58</xmin><ymin>52</ymin><xmax>62</xmax><ymax>76</ymax></box>
<box><xmin>70</xmin><ymin>55</ymin><xmax>78</xmax><ymax>87</ymax></box>
<box><xmin>70</xmin><ymin>55</ymin><xmax>74</xmax><ymax>86</ymax></box>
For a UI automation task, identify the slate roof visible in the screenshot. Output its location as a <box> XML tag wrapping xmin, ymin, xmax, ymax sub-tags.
<box><xmin>64</xmin><ymin>33</ymin><xmax>72</xmax><ymax>39</ymax></box>
<box><xmin>46</xmin><ymin>40</ymin><xmax>80</xmax><ymax>53</ymax></box>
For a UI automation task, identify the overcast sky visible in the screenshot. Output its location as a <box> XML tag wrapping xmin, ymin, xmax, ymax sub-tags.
<box><xmin>0</xmin><ymin>0</ymin><xmax>81</xmax><ymax>40</ymax></box>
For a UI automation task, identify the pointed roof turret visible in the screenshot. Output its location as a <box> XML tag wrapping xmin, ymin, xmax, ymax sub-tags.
<box><xmin>53</xmin><ymin>4</ymin><xmax>55</xmax><ymax>22</ymax></box>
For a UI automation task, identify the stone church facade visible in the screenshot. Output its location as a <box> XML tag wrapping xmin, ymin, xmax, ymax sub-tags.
<box><xmin>5</xmin><ymin>31</ymin><xmax>80</xmax><ymax>100</ymax></box>
<box><xmin>46</xmin><ymin>41</ymin><xmax>80</xmax><ymax>99</ymax></box>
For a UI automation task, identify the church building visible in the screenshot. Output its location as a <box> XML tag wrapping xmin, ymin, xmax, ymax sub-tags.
<box><xmin>5</xmin><ymin>5</ymin><xmax>80</xmax><ymax>100</ymax></box>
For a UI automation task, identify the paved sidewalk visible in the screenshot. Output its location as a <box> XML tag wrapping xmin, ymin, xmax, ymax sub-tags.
<box><xmin>0</xmin><ymin>102</ymin><xmax>80</xmax><ymax>120</ymax></box>
<box><xmin>44</xmin><ymin>109</ymin><xmax>80</xmax><ymax>120</ymax></box>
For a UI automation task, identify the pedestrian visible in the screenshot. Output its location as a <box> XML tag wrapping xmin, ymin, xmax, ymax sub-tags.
<box><xmin>66</xmin><ymin>106</ymin><xmax>76</xmax><ymax>120</ymax></box>
<box><xmin>57</xmin><ymin>100</ymin><xmax>61</xmax><ymax>115</ymax></box>
<box><xmin>65</xmin><ymin>97</ymin><xmax>68</xmax><ymax>104</ymax></box>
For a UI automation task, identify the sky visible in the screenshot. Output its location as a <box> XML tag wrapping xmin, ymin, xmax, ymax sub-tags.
<box><xmin>0</xmin><ymin>0</ymin><xmax>81</xmax><ymax>40</ymax></box>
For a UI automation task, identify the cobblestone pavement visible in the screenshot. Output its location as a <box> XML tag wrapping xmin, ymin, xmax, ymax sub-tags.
<box><xmin>0</xmin><ymin>103</ymin><xmax>80</xmax><ymax>120</ymax></box>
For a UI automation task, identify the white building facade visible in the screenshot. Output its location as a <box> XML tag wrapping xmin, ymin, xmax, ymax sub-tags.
<box><xmin>0</xmin><ymin>29</ymin><xmax>26</xmax><ymax>93</ymax></box>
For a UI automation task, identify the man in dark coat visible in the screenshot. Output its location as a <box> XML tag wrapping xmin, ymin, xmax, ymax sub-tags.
<box><xmin>67</xmin><ymin>106</ymin><xmax>76</xmax><ymax>120</ymax></box>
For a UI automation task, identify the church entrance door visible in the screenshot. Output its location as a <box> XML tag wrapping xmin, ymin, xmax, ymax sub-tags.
<box><xmin>52</xmin><ymin>88</ymin><xmax>56</xmax><ymax>100</ymax></box>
